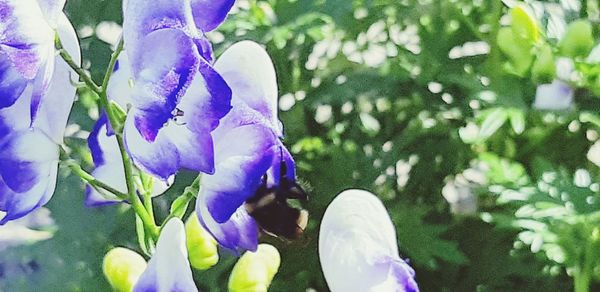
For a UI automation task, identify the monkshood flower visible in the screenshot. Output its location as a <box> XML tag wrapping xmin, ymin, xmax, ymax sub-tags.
<box><xmin>319</xmin><ymin>189</ymin><xmax>419</xmax><ymax>292</ymax></box>
<box><xmin>133</xmin><ymin>218</ymin><xmax>198</xmax><ymax>292</ymax></box>
<box><xmin>85</xmin><ymin>55</ymin><xmax>170</xmax><ymax>207</ymax></box>
<box><xmin>121</xmin><ymin>0</ymin><xmax>234</xmax><ymax>180</ymax></box>
<box><xmin>0</xmin><ymin>7</ymin><xmax>80</xmax><ymax>224</ymax></box>
<box><xmin>196</xmin><ymin>41</ymin><xmax>305</xmax><ymax>252</ymax></box>
<box><xmin>533</xmin><ymin>80</ymin><xmax>573</xmax><ymax>110</ymax></box>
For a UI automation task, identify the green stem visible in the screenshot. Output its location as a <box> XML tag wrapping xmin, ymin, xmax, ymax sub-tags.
<box><xmin>162</xmin><ymin>175</ymin><xmax>202</xmax><ymax>228</ymax></box>
<box><xmin>62</xmin><ymin>160</ymin><xmax>128</xmax><ymax>199</ymax></box>
<box><xmin>57</xmin><ymin>35</ymin><xmax>159</xmax><ymax>239</ymax></box>
<box><xmin>100</xmin><ymin>39</ymin><xmax>159</xmax><ymax>239</ymax></box>
<box><xmin>55</xmin><ymin>35</ymin><xmax>102</xmax><ymax>94</ymax></box>
<box><xmin>574</xmin><ymin>270</ymin><xmax>591</xmax><ymax>292</ymax></box>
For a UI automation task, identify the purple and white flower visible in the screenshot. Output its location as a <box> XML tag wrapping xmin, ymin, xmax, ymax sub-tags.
<box><xmin>319</xmin><ymin>189</ymin><xmax>419</xmax><ymax>292</ymax></box>
<box><xmin>0</xmin><ymin>1</ymin><xmax>80</xmax><ymax>224</ymax></box>
<box><xmin>133</xmin><ymin>218</ymin><xmax>198</xmax><ymax>292</ymax></box>
<box><xmin>120</xmin><ymin>0</ymin><xmax>234</xmax><ymax>180</ymax></box>
<box><xmin>196</xmin><ymin>41</ymin><xmax>298</xmax><ymax>252</ymax></box>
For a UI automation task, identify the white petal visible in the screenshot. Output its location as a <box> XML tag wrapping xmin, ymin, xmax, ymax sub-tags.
<box><xmin>133</xmin><ymin>218</ymin><xmax>198</xmax><ymax>292</ymax></box>
<box><xmin>214</xmin><ymin>41</ymin><xmax>281</xmax><ymax>136</ymax></box>
<box><xmin>32</xmin><ymin>13</ymin><xmax>80</xmax><ymax>143</ymax></box>
<box><xmin>319</xmin><ymin>189</ymin><xmax>417</xmax><ymax>292</ymax></box>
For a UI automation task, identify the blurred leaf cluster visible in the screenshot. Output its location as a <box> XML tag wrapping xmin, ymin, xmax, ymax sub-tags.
<box><xmin>1</xmin><ymin>0</ymin><xmax>599</xmax><ymax>291</ymax></box>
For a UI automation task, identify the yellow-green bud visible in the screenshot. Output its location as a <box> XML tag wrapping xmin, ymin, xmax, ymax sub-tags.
<box><xmin>531</xmin><ymin>43</ymin><xmax>556</xmax><ymax>83</ymax></box>
<box><xmin>103</xmin><ymin>247</ymin><xmax>147</xmax><ymax>292</ymax></box>
<box><xmin>559</xmin><ymin>20</ymin><xmax>595</xmax><ymax>58</ymax></box>
<box><xmin>228</xmin><ymin>244</ymin><xmax>281</xmax><ymax>292</ymax></box>
<box><xmin>510</xmin><ymin>5</ymin><xmax>540</xmax><ymax>45</ymax></box>
<box><xmin>186</xmin><ymin>212</ymin><xmax>219</xmax><ymax>270</ymax></box>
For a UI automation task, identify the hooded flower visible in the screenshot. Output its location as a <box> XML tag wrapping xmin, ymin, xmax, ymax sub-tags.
<box><xmin>120</xmin><ymin>0</ymin><xmax>234</xmax><ymax>180</ymax></box>
<box><xmin>196</xmin><ymin>41</ymin><xmax>300</xmax><ymax>252</ymax></box>
<box><xmin>133</xmin><ymin>218</ymin><xmax>198</xmax><ymax>292</ymax></box>
<box><xmin>0</xmin><ymin>4</ymin><xmax>80</xmax><ymax>224</ymax></box>
<box><xmin>319</xmin><ymin>189</ymin><xmax>419</xmax><ymax>292</ymax></box>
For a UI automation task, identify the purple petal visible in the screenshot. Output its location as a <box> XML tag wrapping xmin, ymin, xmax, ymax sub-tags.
<box><xmin>87</xmin><ymin>115</ymin><xmax>172</xmax><ymax>207</ymax></box>
<box><xmin>0</xmin><ymin>130</ymin><xmax>58</xmax><ymax>224</ymax></box>
<box><xmin>0</xmin><ymin>53</ymin><xmax>28</xmax><ymax>108</ymax></box>
<box><xmin>123</xmin><ymin>0</ymin><xmax>199</xmax><ymax>77</ymax></box>
<box><xmin>162</xmin><ymin>122</ymin><xmax>215</xmax><ymax>174</ymax></box>
<box><xmin>85</xmin><ymin>116</ymin><xmax>126</xmax><ymax>207</ymax></box>
<box><xmin>0</xmin><ymin>81</ymin><xmax>32</xmax><ymax>136</ymax></box>
<box><xmin>178</xmin><ymin>58</ymin><xmax>232</xmax><ymax>142</ymax></box>
<box><xmin>201</xmin><ymin>124</ymin><xmax>277</xmax><ymax>223</ymax></box>
<box><xmin>214</xmin><ymin>41</ymin><xmax>282</xmax><ymax>137</ymax></box>
<box><xmin>124</xmin><ymin>115</ymin><xmax>179</xmax><ymax>180</ymax></box>
<box><xmin>88</xmin><ymin>114</ymin><xmax>110</xmax><ymax>166</ymax></box>
<box><xmin>127</xmin><ymin>29</ymin><xmax>200</xmax><ymax>141</ymax></box>
<box><xmin>125</xmin><ymin>110</ymin><xmax>215</xmax><ymax>180</ymax></box>
<box><xmin>133</xmin><ymin>218</ymin><xmax>198</xmax><ymax>292</ymax></box>
<box><xmin>0</xmin><ymin>0</ymin><xmax>54</xmax><ymax>79</ymax></box>
<box><xmin>195</xmin><ymin>37</ymin><xmax>213</xmax><ymax>63</ymax></box>
<box><xmin>0</xmin><ymin>130</ymin><xmax>58</xmax><ymax>193</ymax></box>
<box><xmin>30</xmin><ymin>13</ymin><xmax>80</xmax><ymax>143</ymax></box>
<box><xmin>0</xmin><ymin>165</ymin><xmax>57</xmax><ymax>224</ymax></box>
<box><xmin>391</xmin><ymin>260</ymin><xmax>419</xmax><ymax>292</ymax></box>
<box><xmin>190</xmin><ymin>0</ymin><xmax>235</xmax><ymax>32</ymax></box>
<box><xmin>196</xmin><ymin>201</ymin><xmax>259</xmax><ymax>252</ymax></box>
<box><xmin>265</xmin><ymin>145</ymin><xmax>295</xmax><ymax>187</ymax></box>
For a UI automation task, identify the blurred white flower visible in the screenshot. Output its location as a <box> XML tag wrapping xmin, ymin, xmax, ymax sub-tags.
<box><xmin>0</xmin><ymin>208</ymin><xmax>55</xmax><ymax>251</ymax></box>
<box><xmin>95</xmin><ymin>21</ymin><xmax>122</xmax><ymax>48</ymax></box>
<box><xmin>587</xmin><ymin>141</ymin><xmax>600</xmax><ymax>167</ymax></box>
<box><xmin>555</xmin><ymin>57</ymin><xmax>575</xmax><ymax>81</ymax></box>
<box><xmin>533</xmin><ymin>80</ymin><xmax>573</xmax><ymax>110</ymax></box>
<box><xmin>442</xmin><ymin>178</ymin><xmax>478</xmax><ymax>216</ymax></box>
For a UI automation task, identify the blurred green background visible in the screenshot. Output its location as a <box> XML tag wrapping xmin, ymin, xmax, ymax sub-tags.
<box><xmin>1</xmin><ymin>0</ymin><xmax>600</xmax><ymax>291</ymax></box>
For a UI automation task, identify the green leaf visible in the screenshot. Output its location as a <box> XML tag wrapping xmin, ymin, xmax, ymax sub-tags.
<box><xmin>508</xmin><ymin>109</ymin><xmax>526</xmax><ymax>134</ymax></box>
<box><xmin>478</xmin><ymin>108</ymin><xmax>509</xmax><ymax>140</ymax></box>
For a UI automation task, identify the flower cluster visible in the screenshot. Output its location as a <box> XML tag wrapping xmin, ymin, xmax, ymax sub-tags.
<box><xmin>1</xmin><ymin>0</ymin><xmax>421</xmax><ymax>290</ymax></box>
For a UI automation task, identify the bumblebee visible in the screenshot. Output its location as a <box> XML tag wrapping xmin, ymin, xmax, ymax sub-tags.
<box><xmin>245</xmin><ymin>152</ymin><xmax>309</xmax><ymax>240</ymax></box>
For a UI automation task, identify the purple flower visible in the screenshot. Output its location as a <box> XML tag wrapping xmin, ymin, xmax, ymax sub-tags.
<box><xmin>319</xmin><ymin>189</ymin><xmax>419</xmax><ymax>292</ymax></box>
<box><xmin>0</xmin><ymin>4</ymin><xmax>80</xmax><ymax>224</ymax></box>
<box><xmin>133</xmin><ymin>218</ymin><xmax>198</xmax><ymax>292</ymax></box>
<box><xmin>121</xmin><ymin>0</ymin><xmax>234</xmax><ymax>180</ymax></box>
<box><xmin>196</xmin><ymin>41</ymin><xmax>300</xmax><ymax>252</ymax></box>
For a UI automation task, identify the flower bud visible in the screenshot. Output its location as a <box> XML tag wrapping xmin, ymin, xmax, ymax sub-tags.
<box><xmin>531</xmin><ymin>44</ymin><xmax>556</xmax><ymax>83</ymax></box>
<box><xmin>228</xmin><ymin>244</ymin><xmax>281</xmax><ymax>292</ymax></box>
<box><xmin>559</xmin><ymin>20</ymin><xmax>595</xmax><ymax>58</ymax></box>
<box><xmin>185</xmin><ymin>212</ymin><xmax>219</xmax><ymax>270</ymax></box>
<box><xmin>103</xmin><ymin>247</ymin><xmax>147</xmax><ymax>292</ymax></box>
